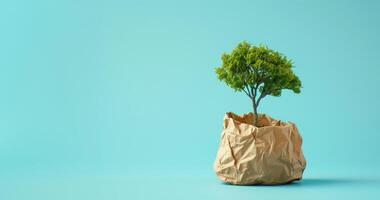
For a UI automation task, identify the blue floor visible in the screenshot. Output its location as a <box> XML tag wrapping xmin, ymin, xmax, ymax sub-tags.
<box><xmin>3</xmin><ymin>169</ymin><xmax>380</xmax><ymax>200</ymax></box>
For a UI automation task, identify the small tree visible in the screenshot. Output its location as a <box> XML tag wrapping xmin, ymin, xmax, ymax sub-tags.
<box><xmin>215</xmin><ymin>41</ymin><xmax>302</xmax><ymax>126</ymax></box>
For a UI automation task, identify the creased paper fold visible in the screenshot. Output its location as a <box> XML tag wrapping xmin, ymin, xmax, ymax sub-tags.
<box><xmin>214</xmin><ymin>112</ymin><xmax>306</xmax><ymax>185</ymax></box>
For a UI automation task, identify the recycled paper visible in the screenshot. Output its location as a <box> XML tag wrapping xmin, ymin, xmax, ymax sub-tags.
<box><xmin>214</xmin><ymin>112</ymin><xmax>306</xmax><ymax>185</ymax></box>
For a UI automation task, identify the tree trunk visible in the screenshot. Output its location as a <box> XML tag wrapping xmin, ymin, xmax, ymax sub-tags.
<box><xmin>252</xmin><ymin>100</ymin><xmax>258</xmax><ymax>127</ymax></box>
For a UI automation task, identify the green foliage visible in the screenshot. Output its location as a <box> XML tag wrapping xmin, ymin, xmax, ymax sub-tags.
<box><xmin>215</xmin><ymin>41</ymin><xmax>301</xmax><ymax>97</ymax></box>
<box><xmin>215</xmin><ymin>41</ymin><xmax>301</xmax><ymax>124</ymax></box>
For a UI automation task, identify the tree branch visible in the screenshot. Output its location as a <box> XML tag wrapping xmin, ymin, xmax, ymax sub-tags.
<box><xmin>250</xmin><ymin>85</ymin><xmax>256</xmax><ymax>99</ymax></box>
<box><xmin>256</xmin><ymin>91</ymin><xmax>267</xmax><ymax>108</ymax></box>
<box><xmin>243</xmin><ymin>86</ymin><xmax>251</xmax><ymax>98</ymax></box>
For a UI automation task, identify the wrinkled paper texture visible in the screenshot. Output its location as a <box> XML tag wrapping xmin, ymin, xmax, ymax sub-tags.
<box><xmin>214</xmin><ymin>112</ymin><xmax>306</xmax><ymax>185</ymax></box>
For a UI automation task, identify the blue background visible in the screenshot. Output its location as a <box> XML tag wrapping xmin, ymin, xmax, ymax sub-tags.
<box><xmin>1</xmin><ymin>0</ymin><xmax>380</xmax><ymax>199</ymax></box>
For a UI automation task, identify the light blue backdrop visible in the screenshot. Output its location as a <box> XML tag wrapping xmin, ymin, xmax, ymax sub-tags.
<box><xmin>1</xmin><ymin>0</ymin><xmax>380</xmax><ymax>199</ymax></box>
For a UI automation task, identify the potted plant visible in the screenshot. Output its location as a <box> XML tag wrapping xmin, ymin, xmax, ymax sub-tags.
<box><xmin>213</xmin><ymin>41</ymin><xmax>306</xmax><ymax>185</ymax></box>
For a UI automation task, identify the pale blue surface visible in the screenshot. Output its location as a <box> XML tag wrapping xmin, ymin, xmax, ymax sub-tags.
<box><xmin>1</xmin><ymin>0</ymin><xmax>380</xmax><ymax>199</ymax></box>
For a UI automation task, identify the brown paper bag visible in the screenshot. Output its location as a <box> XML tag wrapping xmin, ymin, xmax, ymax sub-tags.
<box><xmin>214</xmin><ymin>112</ymin><xmax>306</xmax><ymax>185</ymax></box>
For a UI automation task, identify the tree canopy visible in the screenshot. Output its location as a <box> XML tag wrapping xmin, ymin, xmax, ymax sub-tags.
<box><xmin>215</xmin><ymin>41</ymin><xmax>302</xmax><ymax>126</ymax></box>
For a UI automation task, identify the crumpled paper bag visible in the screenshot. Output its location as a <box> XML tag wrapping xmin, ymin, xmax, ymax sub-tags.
<box><xmin>214</xmin><ymin>112</ymin><xmax>306</xmax><ymax>185</ymax></box>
